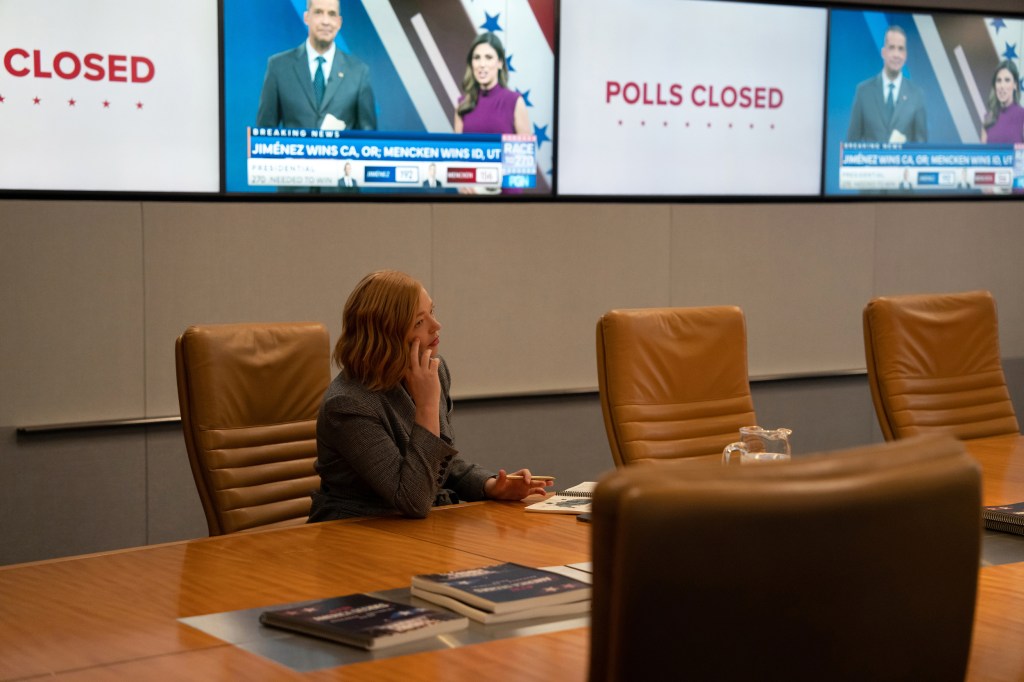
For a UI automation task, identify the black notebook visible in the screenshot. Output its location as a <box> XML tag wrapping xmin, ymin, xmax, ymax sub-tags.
<box><xmin>983</xmin><ymin>501</ymin><xmax>1024</xmax><ymax>536</ymax></box>
<box><xmin>259</xmin><ymin>593</ymin><xmax>468</xmax><ymax>650</ymax></box>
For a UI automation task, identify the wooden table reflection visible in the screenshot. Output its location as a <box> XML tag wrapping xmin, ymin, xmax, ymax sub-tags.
<box><xmin>963</xmin><ymin>434</ymin><xmax>1024</xmax><ymax>506</ymax></box>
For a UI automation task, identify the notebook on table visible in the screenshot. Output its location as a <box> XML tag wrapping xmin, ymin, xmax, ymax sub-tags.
<box><xmin>525</xmin><ymin>482</ymin><xmax>596</xmax><ymax>515</ymax></box>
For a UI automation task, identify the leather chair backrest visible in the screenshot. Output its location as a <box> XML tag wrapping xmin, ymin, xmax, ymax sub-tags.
<box><xmin>863</xmin><ymin>290</ymin><xmax>1019</xmax><ymax>441</ymax></box>
<box><xmin>589</xmin><ymin>433</ymin><xmax>981</xmax><ymax>682</ymax></box>
<box><xmin>175</xmin><ymin>322</ymin><xmax>330</xmax><ymax>535</ymax></box>
<box><xmin>596</xmin><ymin>307</ymin><xmax>756</xmax><ymax>466</ymax></box>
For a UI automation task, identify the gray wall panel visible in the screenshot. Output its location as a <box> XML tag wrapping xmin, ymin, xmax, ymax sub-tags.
<box><xmin>433</xmin><ymin>203</ymin><xmax>672</xmax><ymax>397</ymax></box>
<box><xmin>141</xmin><ymin>201</ymin><xmax>434</xmax><ymax>417</ymax></box>
<box><xmin>0</xmin><ymin>201</ymin><xmax>144</xmax><ymax>426</ymax></box>
<box><xmin>670</xmin><ymin>203</ymin><xmax>878</xmax><ymax>376</ymax></box>
<box><xmin>873</xmin><ymin>201</ymin><xmax>1024</xmax><ymax>357</ymax></box>
<box><xmin>0</xmin><ymin>426</ymin><xmax>147</xmax><ymax>565</ymax></box>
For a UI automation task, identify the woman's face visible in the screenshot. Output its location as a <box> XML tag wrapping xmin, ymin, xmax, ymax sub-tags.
<box><xmin>405</xmin><ymin>287</ymin><xmax>441</xmax><ymax>355</ymax></box>
<box><xmin>995</xmin><ymin>68</ymin><xmax>1017</xmax><ymax>106</ymax></box>
<box><xmin>470</xmin><ymin>42</ymin><xmax>502</xmax><ymax>90</ymax></box>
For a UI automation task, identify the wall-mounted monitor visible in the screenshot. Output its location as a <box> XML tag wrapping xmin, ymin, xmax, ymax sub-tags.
<box><xmin>825</xmin><ymin>9</ymin><xmax>1024</xmax><ymax>196</ymax></box>
<box><xmin>223</xmin><ymin>0</ymin><xmax>554</xmax><ymax>196</ymax></box>
<box><xmin>0</xmin><ymin>0</ymin><xmax>219</xmax><ymax>193</ymax></box>
<box><xmin>556</xmin><ymin>0</ymin><xmax>828</xmax><ymax>197</ymax></box>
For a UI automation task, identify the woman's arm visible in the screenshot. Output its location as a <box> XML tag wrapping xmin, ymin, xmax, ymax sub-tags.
<box><xmin>318</xmin><ymin>356</ymin><xmax>455</xmax><ymax>519</ymax></box>
<box><xmin>513</xmin><ymin>96</ymin><xmax>531</xmax><ymax>135</ymax></box>
<box><xmin>484</xmin><ymin>469</ymin><xmax>551</xmax><ymax>499</ymax></box>
<box><xmin>320</xmin><ymin>395</ymin><xmax>457</xmax><ymax>518</ymax></box>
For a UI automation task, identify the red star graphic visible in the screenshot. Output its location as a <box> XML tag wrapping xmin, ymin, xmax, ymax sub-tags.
<box><xmin>68</xmin><ymin>98</ymin><xmax>76</xmax><ymax>107</ymax></box>
<box><xmin>103</xmin><ymin>100</ymin><xmax>110</xmax><ymax>108</ymax></box>
<box><xmin>135</xmin><ymin>101</ymin><xmax>144</xmax><ymax>110</ymax></box>
<box><xmin>33</xmin><ymin>96</ymin><xmax>41</xmax><ymax>105</ymax></box>
<box><xmin>0</xmin><ymin>94</ymin><xmax>5</xmax><ymax>103</ymax></box>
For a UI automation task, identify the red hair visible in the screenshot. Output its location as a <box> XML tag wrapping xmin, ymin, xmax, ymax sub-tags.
<box><xmin>334</xmin><ymin>271</ymin><xmax>421</xmax><ymax>391</ymax></box>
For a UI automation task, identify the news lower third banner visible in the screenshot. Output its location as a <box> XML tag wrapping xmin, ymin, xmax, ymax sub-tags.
<box><xmin>839</xmin><ymin>143</ymin><xmax>1024</xmax><ymax>193</ymax></box>
<box><xmin>247</xmin><ymin>129</ymin><xmax>537</xmax><ymax>190</ymax></box>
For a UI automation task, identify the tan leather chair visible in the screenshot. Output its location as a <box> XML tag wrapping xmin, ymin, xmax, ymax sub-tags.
<box><xmin>589</xmin><ymin>433</ymin><xmax>981</xmax><ymax>682</ymax></box>
<box><xmin>596</xmin><ymin>307</ymin><xmax>756</xmax><ymax>466</ymax></box>
<box><xmin>864</xmin><ymin>290</ymin><xmax>1019</xmax><ymax>441</ymax></box>
<box><xmin>175</xmin><ymin>322</ymin><xmax>330</xmax><ymax>535</ymax></box>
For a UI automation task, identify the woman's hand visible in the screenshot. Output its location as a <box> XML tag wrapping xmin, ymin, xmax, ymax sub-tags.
<box><xmin>404</xmin><ymin>339</ymin><xmax>441</xmax><ymax>436</ymax></box>
<box><xmin>484</xmin><ymin>469</ymin><xmax>552</xmax><ymax>501</ymax></box>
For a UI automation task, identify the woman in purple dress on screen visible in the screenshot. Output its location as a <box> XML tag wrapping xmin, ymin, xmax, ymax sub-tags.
<box><xmin>453</xmin><ymin>33</ymin><xmax>531</xmax><ymax>194</ymax></box>
<box><xmin>981</xmin><ymin>60</ymin><xmax>1024</xmax><ymax>145</ymax></box>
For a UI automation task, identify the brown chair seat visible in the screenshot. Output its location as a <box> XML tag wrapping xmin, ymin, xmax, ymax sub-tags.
<box><xmin>175</xmin><ymin>322</ymin><xmax>330</xmax><ymax>535</ymax></box>
<box><xmin>863</xmin><ymin>290</ymin><xmax>1019</xmax><ymax>440</ymax></box>
<box><xmin>596</xmin><ymin>306</ymin><xmax>756</xmax><ymax>466</ymax></box>
<box><xmin>589</xmin><ymin>433</ymin><xmax>981</xmax><ymax>681</ymax></box>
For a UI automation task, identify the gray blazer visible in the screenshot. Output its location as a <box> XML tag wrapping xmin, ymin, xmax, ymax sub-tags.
<box><xmin>309</xmin><ymin>357</ymin><xmax>494</xmax><ymax>522</ymax></box>
<box><xmin>847</xmin><ymin>74</ymin><xmax>927</xmax><ymax>143</ymax></box>
<box><xmin>256</xmin><ymin>43</ymin><xmax>377</xmax><ymax>130</ymax></box>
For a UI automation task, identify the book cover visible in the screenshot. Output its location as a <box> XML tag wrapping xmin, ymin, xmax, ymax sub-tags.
<box><xmin>259</xmin><ymin>593</ymin><xmax>468</xmax><ymax>650</ymax></box>
<box><xmin>983</xmin><ymin>501</ymin><xmax>1024</xmax><ymax>536</ymax></box>
<box><xmin>410</xmin><ymin>563</ymin><xmax>592</xmax><ymax>614</ymax></box>
<box><xmin>410</xmin><ymin>585</ymin><xmax>591</xmax><ymax>624</ymax></box>
<box><xmin>525</xmin><ymin>481</ymin><xmax>596</xmax><ymax>515</ymax></box>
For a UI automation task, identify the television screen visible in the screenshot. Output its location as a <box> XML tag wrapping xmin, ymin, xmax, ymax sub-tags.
<box><xmin>556</xmin><ymin>0</ymin><xmax>827</xmax><ymax>197</ymax></box>
<box><xmin>825</xmin><ymin>9</ymin><xmax>1024</xmax><ymax>196</ymax></box>
<box><xmin>0</xmin><ymin>0</ymin><xmax>219</xmax><ymax>193</ymax></box>
<box><xmin>223</xmin><ymin>0</ymin><xmax>554</xmax><ymax>196</ymax></box>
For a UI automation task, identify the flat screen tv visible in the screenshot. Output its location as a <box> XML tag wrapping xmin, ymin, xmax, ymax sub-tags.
<box><xmin>0</xmin><ymin>0</ymin><xmax>219</xmax><ymax>193</ymax></box>
<box><xmin>222</xmin><ymin>0</ymin><xmax>554</xmax><ymax>196</ymax></box>
<box><xmin>824</xmin><ymin>9</ymin><xmax>1024</xmax><ymax>196</ymax></box>
<box><xmin>556</xmin><ymin>0</ymin><xmax>828</xmax><ymax>197</ymax></box>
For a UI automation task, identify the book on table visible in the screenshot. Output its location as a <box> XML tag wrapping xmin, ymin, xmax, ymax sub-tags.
<box><xmin>410</xmin><ymin>586</ymin><xmax>590</xmax><ymax>624</ymax></box>
<box><xmin>983</xmin><ymin>501</ymin><xmax>1024</xmax><ymax>536</ymax></box>
<box><xmin>258</xmin><ymin>593</ymin><xmax>468</xmax><ymax>650</ymax></box>
<box><xmin>524</xmin><ymin>481</ymin><xmax>596</xmax><ymax>515</ymax></box>
<box><xmin>410</xmin><ymin>562</ymin><xmax>592</xmax><ymax>615</ymax></box>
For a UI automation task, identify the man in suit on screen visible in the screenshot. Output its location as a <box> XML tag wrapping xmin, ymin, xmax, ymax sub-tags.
<box><xmin>846</xmin><ymin>25</ymin><xmax>927</xmax><ymax>144</ymax></box>
<box><xmin>256</xmin><ymin>0</ymin><xmax>376</xmax><ymax>132</ymax></box>
<box><xmin>422</xmin><ymin>163</ymin><xmax>443</xmax><ymax>189</ymax></box>
<box><xmin>338</xmin><ymin>162</ymin><xmax>359</xmax><ymax>191</ymax></box>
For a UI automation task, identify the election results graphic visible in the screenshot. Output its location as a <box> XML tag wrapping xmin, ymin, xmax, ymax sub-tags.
<box><xmin>557</xmin><ymin>0</ymin><xmax>827</xmax><ymax>196</ymax></box>
<box><xmin>223</xmin><ymin>0</ymin><xmax>554</xmax><ymax>194</ymax></box>
<box><xmin>0</xmin><ymin>0</ymin><xmax>219</xmax><ymax>193</ymax></box>
<box><xmin>826</xmin><ymin>10</ymin><xmax>1024</xmax><ymax>195</ymax></box>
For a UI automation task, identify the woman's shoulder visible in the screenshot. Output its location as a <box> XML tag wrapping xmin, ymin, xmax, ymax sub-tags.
<box><xmin>437</xmin><ymin>355</ymin><xmax>452</xmax><ymax>387</ymax></box>
<box><xmin>322</xmin><ymin>371</ymin><xmax>383</xmax><ymax>410</ymax></box>
<box><xmin>496</xmin><ymin>84</ymin><xmax>521</xmax><ymax>103</ymax></box>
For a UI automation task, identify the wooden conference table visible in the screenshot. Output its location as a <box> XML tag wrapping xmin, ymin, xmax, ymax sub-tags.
<box><xmin>1</xmin><ymin>435</ymin><xmax>1023</xmax><ymax>681</ymax></box>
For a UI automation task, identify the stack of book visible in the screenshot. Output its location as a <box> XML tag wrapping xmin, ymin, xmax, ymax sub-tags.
<box><xmin>410</xmin><ymin>562</ymin><xmax>592</xmax><ymax>624</ymax></box>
